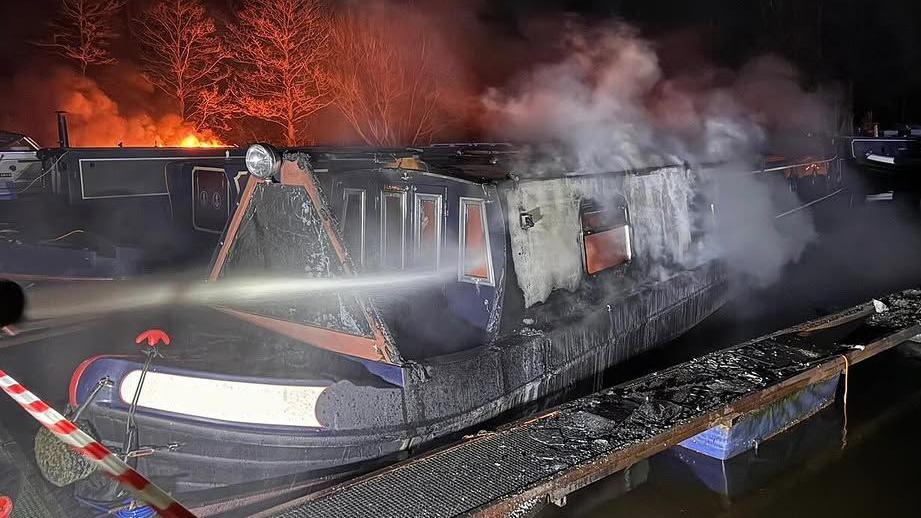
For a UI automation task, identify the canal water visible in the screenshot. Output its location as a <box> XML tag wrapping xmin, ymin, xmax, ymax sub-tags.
<box><xmin>541</xmin><ymin>202</ymin><xmax>921</xmax><ymax>518</ymax></box>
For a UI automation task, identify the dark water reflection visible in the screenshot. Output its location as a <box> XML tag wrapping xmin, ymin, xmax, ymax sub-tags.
<box><xmin>541</xmin><ymin>203</ymin><xmax>921</xmax><ymax>518</ymax></box>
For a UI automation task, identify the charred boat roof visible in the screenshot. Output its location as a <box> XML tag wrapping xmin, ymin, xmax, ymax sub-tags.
<box><xmin>37</xmin><ymin>142</ymin><xmax>838</xmax><ymax>184</ymax></box>
<box><xmin>283</xmin><ymin>143</ymin><xmax>692</xmax><ymax>183</ymax></box>
<box><xmin>288</xmin><ymin>143</ymin><xmax>517</xmax><ymax>183</ymax></box>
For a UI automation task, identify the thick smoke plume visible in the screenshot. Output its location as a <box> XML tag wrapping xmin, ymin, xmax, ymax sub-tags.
<box><xmin>0</xmin><ymin>66</ymin><xmax>221</xmax><ymax>147</ymax></box>
<box><xmin>484</xmin><ymin>21</ymin><xmax>836</xmax><ymax>287</ymax></box>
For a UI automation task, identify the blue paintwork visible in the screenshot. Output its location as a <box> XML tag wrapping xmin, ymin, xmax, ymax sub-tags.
<box><xmin>356</xmin><ymin>359</ymin><xmax>404</xmax><ymax>387</ymax></box>
<box><xmin>679</xmin><ymin>375</ymin><xmax>839</xmax><ymax>460</ymax></box>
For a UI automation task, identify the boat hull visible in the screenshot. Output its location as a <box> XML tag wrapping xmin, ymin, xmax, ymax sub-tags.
<box><xmin>73</xmin><ymin>261</ymin><xmax>728</xmax><ymax>504</ymax></box>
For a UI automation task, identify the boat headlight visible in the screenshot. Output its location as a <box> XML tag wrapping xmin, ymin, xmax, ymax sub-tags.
<box><xmin>119</xmin><ymin>370</ymin><xmax>326</xmax><ymax>427</ymax></box>
<box><xmin>245</xmin><ymin>143</ymin><xmax>281</xmax><ymax>179</ymax></box>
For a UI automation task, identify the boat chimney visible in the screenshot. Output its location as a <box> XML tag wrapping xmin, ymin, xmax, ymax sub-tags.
<box><xmin>56</xmin><ymin>111</ymin><xmax>70</xmax><ymax>148</ymax></box>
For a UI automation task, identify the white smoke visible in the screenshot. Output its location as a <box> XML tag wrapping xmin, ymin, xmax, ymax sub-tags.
<box><xmin>484</xmin><ymin>21</ymin><xmax>834</xmax><ymax>288</ymax></box>
<box><xmin>483</xmin><ymin>24</ymin><xmax>769</xmax><ymax>171</ymax></box>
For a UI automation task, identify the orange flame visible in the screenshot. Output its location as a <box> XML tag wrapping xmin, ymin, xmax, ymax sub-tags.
<box><xmin>177</xmin><ymin>133</ymin><xmax>227</xmax><ymax>148</ymax></box>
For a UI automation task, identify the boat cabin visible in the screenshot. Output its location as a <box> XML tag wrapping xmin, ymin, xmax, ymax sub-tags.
<box><xmin>208</xmin><ymin>145</ymin><xmax>661</xmax><ymax>374</ymax></box>
<box><xmin>0</xmin><ymin>146</ymin><xmax>247</xmax><ymax>280</ymax></box>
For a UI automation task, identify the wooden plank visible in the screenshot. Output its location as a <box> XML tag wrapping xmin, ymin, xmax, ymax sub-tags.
<box><xmin>794</xmin><ymin>304</ymin><xmax>875</xmax><ymax>334</ymax></box>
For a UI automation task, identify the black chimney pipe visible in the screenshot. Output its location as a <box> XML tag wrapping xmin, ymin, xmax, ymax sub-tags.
<box><xmin>56</xmin><ymin>111</ymin><xmax>70</xmax><ymax>148</ymax></box>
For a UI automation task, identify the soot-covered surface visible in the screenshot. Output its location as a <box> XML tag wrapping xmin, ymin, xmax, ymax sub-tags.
<box><xmin>272</xmin><ymin>290</ymin><xmax>921</xmax><ymax>518</ymax></box>
<box><xmin>221</xmin><ymin>183</ymin><xmax>372</xmax><ymax>338</ymax></box>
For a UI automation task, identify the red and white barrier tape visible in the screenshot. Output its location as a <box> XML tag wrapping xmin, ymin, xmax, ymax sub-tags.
<box><xmin>0</xmin><ymin>369</ymin><xmax>194</xmax><ymax>518</ymax></box>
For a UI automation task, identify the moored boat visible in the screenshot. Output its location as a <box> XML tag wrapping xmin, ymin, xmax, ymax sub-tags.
<box><xmin>835</xmin><ymin>135</ymin><xmax>921</xmax><ymax>209</ymax></box>
<box><xmin>54</xmin><ymin>142</ymin><xmax>838</xmax><ymax>510</ymax></box>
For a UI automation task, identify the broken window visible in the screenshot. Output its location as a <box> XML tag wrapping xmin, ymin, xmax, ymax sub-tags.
<box><xmin>381</xmin><ymin>190</ymin><xmax>407</xmax><ymax>269</ymax></box>
<box><xmin>580</xmin><ymin>198</ymin><xmax>631</xmax><ymax>275</ymax></box>
<box><xmin>413</xmin><ymin>193</ymin><xmax>442</xmax><ymax>270</ymax></box>
<box><xmin>341</xmin><ymin>188</ymin><xmax>366</xmax><ymax>266</ymax></box>
<box><xmin>459</xmin><ymin>197</ymin><xmax>494</xmax><ymax>284</ymax></box>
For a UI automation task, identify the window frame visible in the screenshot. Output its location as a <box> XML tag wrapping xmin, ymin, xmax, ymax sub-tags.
<box><xmin>380</xmin><ymin>189</ymin><xmax>408</xmax><ymax>270</ymax></box>
<box><xmin>191</xmin><ymin>166</ymin><xmax>230</xmax><ymax>234</ymax></box>
<box><xmin>79</xmin><ymin>158</ymin><xmax>170</xmax><ymax>199</ymax></box>
<box><xmin>413</xmin><ymin>192</ymin><xmax>443</xmax><ymax>271</ymax></box>
<box><xmin>457</xmin><ymin>197</ymin><xmax>495</xmax><ymax>286</ymax></box>
<box><xmin>341</xmin><ymin>188</ymin><xmax>367</xmax><ymax>266</ymax></box>
<box><xmin>579</xmin><ymin>197</ymin><xmax>633</xmax><ymax>276</ymax></box>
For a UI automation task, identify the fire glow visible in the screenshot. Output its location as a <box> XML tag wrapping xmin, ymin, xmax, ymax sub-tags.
<box><xmin>177</xmin><ymin>133</ymin><xmax>226</xmax><ymax>148</ymax></box>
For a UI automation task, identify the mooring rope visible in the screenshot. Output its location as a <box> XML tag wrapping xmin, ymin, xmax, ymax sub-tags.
<box><xmin>841</xmin><ymin>354</ymin><xmax>850</xmax><ymax>450</ymax></box>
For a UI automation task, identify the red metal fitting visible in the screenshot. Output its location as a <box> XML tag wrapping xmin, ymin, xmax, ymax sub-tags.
<box><xmin>135</xmin><ymin>329</ymin><xmax>171</xmax><ymax>347</ymax></box>
<box><xmin>0</xmin><ymin>495</ymin><xmax>13</xmax><ymax>518</ymax></box>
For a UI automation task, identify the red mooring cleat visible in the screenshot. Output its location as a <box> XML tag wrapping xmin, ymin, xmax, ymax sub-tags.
<box><xmin>0</xmin><ymin>495</ymin><xmax>13</xmax><ymax>518</ymax></box>
<box><xmin>135</xmin><ymin>329</ymin><xmax>171</xmax><ymax>347</ymax></box>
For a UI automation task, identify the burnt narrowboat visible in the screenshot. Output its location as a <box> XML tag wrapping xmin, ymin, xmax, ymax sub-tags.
<box><xmin>63</xmin><ymin>143</ymin><xmax>731</xmax><ymax>507</ymax></box>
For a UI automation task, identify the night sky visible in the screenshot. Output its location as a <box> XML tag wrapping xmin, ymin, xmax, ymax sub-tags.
<box><xmin>1</xmin><ymin>0</ymin><xmax>920</xmax><ymax>142</ymax></box>
<box><xmin>477</xmin><ymin>0</ymin><xmax>921</xmax><ymax>124</ymax></box>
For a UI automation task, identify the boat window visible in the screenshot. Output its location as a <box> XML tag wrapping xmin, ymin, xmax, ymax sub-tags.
<box><xmin>80</xmin><ymin>159</ymin><xmax>169</xmax><ymax>199</ymax></box>
<box><xmin>458</xmin><ymin>197</ymin><xmax>494</xmax><ymax>284</ymax></box>
<box><xmin>381</xmin><ymin>190</ymin><xmax>406</xmax><ymax>269</ymax></box>
<box><xmin>413</xmin><ymin>193</ymin><xmax>442</xmax><ymax>270</ymax></box>
<box><xmin>581</xmin><ymin>197</ymin><xmax>631</xmax><ymax>275</ymax></box>
<box><xmin>341</xmin><ymin>188</ymin><xmax>366</xmax><ymax>266</ymax></box>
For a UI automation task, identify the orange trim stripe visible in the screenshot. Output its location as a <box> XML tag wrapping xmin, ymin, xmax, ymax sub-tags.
<box><xmin>209</xmin><ymin>176</ymin><xmax>260</xmax><ymax>281</ymax></box>
<box><xmin>217</xmin><ymin>307</ymin><xmax>385</xmax><ymax>362</ymax></box>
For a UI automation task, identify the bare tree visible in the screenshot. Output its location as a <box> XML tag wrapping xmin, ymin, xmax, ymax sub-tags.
<box><xmin>329</xmin><ymin>11</ymin><xmax>443</xmax><ymax>146</ymax></box>
<box><xmin>134</xmin><ymin>0</ymin><xmax>229</xmax><ymax>128</ymax></box>
<box><xmin>192</xmin><ymin>85</ymin><xmax>233</xmax><ymax>133</ymax></box>
<box><xmin>229</xmin><ymin>0</ymin><xmax>333</xmax><ymax>145</ymax></box>
<box><xmin>36</xmin><ymin>0</ymin><xmax>126</xmax><ymax>75</ymax></box>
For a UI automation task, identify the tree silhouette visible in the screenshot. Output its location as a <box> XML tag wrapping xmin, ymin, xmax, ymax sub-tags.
<box><xmin>134</xmin><ymin>0</ymin><xmax>230</xmax><ymax>129</ymax></box>
<box><xmin>192</xmin><ymin>85</ymin><xmax>233</xmax><ymax>133</ymax></box>
<box><xmin>36</xmin><ymin>0</ymin><xmax>126</xmax><ymax>75</ymax></box>
<box><xmin>229</xmin><ymin>0</ymin><xmax>333</xmax><ymax>145</ymax></box>
<box><xmin>329</xmin><ymin>10</ymin><xmax>444</xmax><ymax>146</ymax></box>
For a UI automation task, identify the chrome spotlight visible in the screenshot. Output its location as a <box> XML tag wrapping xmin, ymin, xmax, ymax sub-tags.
<box><xmin>245</xmin><ymin>144</ymin><xmax>281</xmax><ymax>179</ymax></box>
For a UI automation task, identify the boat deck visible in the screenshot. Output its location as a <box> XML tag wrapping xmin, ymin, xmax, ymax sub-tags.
<box><xmin>264</xmin><ymin>289</ymin><xmax>921</xmax><ymax>518</ymax></box>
